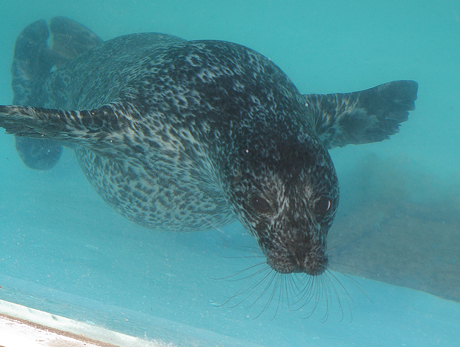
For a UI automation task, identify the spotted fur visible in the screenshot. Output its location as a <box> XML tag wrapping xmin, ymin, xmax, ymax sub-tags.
<box><xmin>0</xmin><ymin>18</ymin><xmax>418</xmax><ymax>275</ymax></box>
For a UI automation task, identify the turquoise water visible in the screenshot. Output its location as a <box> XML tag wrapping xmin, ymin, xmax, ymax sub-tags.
<box><xmin>0</xmin><ymin>1</ymin><xmax>459</xmax><ymax>346</ymax></box>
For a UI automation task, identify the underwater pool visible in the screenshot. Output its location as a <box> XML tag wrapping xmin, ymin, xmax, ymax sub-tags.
<box><xmin>0</xmin><ymin>1</ymin><xmax>459</xmax><ymax>346</ymax></box>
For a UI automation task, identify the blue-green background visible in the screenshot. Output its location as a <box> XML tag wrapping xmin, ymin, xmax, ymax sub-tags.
<box><xmin>0</xmin><ymin>1</ymin><xmax>459</xmax><ymax>346</ymax></box>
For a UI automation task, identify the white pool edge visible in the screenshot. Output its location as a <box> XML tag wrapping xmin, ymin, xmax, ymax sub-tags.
<box><xmin>0</xmin><ymin>298</ymin><xmax>175</xmax><ymax>347</ymax></box>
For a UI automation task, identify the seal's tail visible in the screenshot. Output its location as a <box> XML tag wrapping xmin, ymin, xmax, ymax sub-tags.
<box><xmin>305</xmin><ymin>80</ymin><xmax>418</xmax><ymax>150</ymax></box>
<box><xmin>10</xmin><ymin>17</ymin><xmax>103</xmax><ymax>170</ymax></box>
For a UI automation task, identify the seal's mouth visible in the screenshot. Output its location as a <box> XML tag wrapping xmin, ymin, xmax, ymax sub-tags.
<box><xmin>265</xmin><ymin>250</ymin><xmax>328</xmax><ymax>276</ymax></box>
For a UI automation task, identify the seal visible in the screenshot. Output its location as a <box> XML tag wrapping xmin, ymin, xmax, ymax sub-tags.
<box><xmin>0</xmin><ymin>17</ymin><xmax>417</xmax><ymax>276</ymax></box>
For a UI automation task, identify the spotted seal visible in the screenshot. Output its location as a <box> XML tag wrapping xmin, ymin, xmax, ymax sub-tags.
<box><xmin>0</xmin><ymin>17</ymin><xmax>417</xmax><ymax>276</ymax></box>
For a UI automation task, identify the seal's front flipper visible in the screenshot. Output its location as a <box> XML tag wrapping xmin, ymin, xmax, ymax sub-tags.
<box><xmin>11</xmin><ymin>17</ymin><xmax>103</xmax><ymax>170</ymax></box>
<box><xmin>305</xmin><ymin>80</ymin><xmax>418</xmax><ymax>150</ymax></box>
<box><xmin>0</xmin><ymin>104</ymin><xmax>133</xmax><ymax>158</ymax></box>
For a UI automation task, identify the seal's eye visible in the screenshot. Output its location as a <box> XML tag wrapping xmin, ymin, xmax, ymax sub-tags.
<box><xmin>315</xmin><ymin>196</ymin><xmax>332</xmax><ymax>218</ymax></box>
<box><xmin>250</xmin><ymin>196</ymin><xmax>271</xmax><ymax>213</ymax></box>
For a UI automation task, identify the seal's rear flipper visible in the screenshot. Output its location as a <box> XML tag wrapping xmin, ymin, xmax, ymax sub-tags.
<box><xmin>15</xmin><ymin>137</ymin><xmax>63</xmax><ymax>170</ymax></box>
<box><xmin>49</xmin><ymin>16</ymin><xmax>103</xmax><ymax>66</ymax></box>
<box><xmin>305</xmin><ymin>80</ymin><xmax>418</xmax><ymax>150</ymax></box>
<box><xmin>11</xmin><ymin>19</ymin><xmax>54</xmax><ymax>106</ymax></box>
<box><xmin>11</xmin><ymin>17</ymin><xmax>103</xmax><ymax>170</ymax></box>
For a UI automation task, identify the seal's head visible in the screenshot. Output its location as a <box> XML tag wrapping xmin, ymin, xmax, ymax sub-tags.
<box><xmin>222</xmin><ymin>129</ymin><xmax>339</xmax><ymax>276</ymax></box>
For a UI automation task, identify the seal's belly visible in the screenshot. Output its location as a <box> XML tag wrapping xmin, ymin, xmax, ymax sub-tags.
<box><xmin>75</xmin><ymin>147</ymin><xmax>233</xmax><ymax>232</ymax></box>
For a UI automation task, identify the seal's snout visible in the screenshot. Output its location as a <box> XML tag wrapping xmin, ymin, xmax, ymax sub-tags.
<box><xmin>266</xmin><ymin>248</ymin><xmax>328</xmax><ymax>276</ymax></box>
<box><xmin>302</xmin><ymin>253</ymin><xmax>328</xmax><ymax>276</ymax></box>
